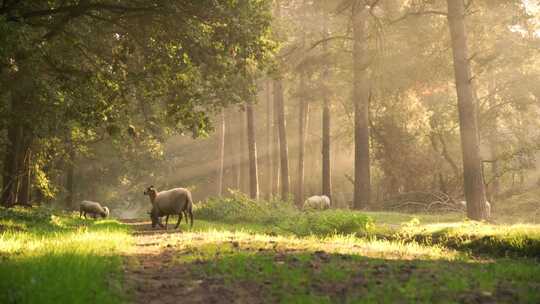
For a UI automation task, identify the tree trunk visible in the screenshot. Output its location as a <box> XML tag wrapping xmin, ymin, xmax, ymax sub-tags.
<box><xmin>274</xmin><ymin>78</ymin><xmax>290</xmax><ymax>201</ymax></box>
<box><xmin>322</xmin><ymin>17</ymin><xmax>332</xmax><ymax>202</ymax></box>
<box><xmin>239</xmin><ymin>106</ymin><xmax>248</xmax><ymax>193</ymax></box>
<box><xmin>65</xmin><ymin>140</ymin><xmax>76</xmax><ymax>209</ymax></box>
<box><xmin>1</xmin><ymin>122</ymin><xmax>25</xmax><ymax>207</ymax></box>
<box><xmin>226</xmin><ymin>109</ymin><xmax>240</xmax><ymax>191</ymax></box>
<box><xmin>18</xmin><ymin>149</ymin><xmax>32</xmax><ymax>206</ymax></box>
<box><xmin>446</xmin><ymin>0</ymin><xmax>488</xmax><ymax>220</ymax></box>
<box><xmin>246</xmin><ymin>103</ymin><xmax>260</xmax><ymax>199</ymax></box>
<box><xmin>272</xmin><ymin>85</ymin><xmax>281</xmax><ymax>197</ymax></box>
<box><xmin>266</xmin><ymin>80</ymin><xmax>274</xmax><ymax>199</ymax></box>
<box><xmin>217</xmin><ymin>110</ymin><xmax>225</xmax><ymax>196</ymax></box>
<box><xmin>296</xmin><ymin>72</ymin><xmax>309</xmax><ymax>207</ymax></box>
<box><xmin>352</xmin><ymin>5</ymin><xmax>371</xmax><ymax>209</ymax></box>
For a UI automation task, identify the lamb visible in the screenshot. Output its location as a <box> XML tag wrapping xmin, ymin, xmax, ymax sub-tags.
<box><xmin>79</xmin><ymin>200</ymin><xmax>110</xmax><ymax>219</ymax></box>
<box><xmin>303</xmin><ymin>195</ymin><xmax>331</xmax><ymax>210</ymax></box>
<box><xmin>143</xmin><ymin>185</ymin><xmax>193</xmax><ymax>229</ymax></box>
<box><xmin>458</xmin><ymin>200</ymin><xmax>491</xmax><ymax>218</ymax></box>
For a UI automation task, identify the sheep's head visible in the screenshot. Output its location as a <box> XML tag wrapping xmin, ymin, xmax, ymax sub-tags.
<box><xmin>101</xmin><ymin>207</ymin><xmax>110</xmax><ymax>218</ymax></box>
<box><xmin>143</xmin><ymin>186</ymin><xmax>157</xmax><ymax>202</ymax></box>
<box><xmin>149</xmin><ymin>207</ymin><xmax>162</xmax><ymax>228</ymax></box>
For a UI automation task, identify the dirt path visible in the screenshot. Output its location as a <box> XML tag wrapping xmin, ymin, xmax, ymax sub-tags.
<box><xmin>121</xmin><ymin>220</ymin><xmax>261</xmax><ymax>304</ymax></box>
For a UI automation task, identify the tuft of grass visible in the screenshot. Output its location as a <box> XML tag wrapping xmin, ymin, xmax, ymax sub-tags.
<box><xmin>0</xmin><ymin>206</ymin><xmax>131</xmax><ymax>304</ymax></box>
<box><xmin>195</xmin><ymin>192</ymin><xmax>373</xmax><ymax>237</ymax></box>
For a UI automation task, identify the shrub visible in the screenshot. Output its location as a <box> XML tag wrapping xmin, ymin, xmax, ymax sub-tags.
<box><xmin>195</xmin><ymin>191</ymin><xmax>373</xmax><ymax>237</ymax></box>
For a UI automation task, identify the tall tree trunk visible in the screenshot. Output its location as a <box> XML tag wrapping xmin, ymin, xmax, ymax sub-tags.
<box><xmin>226</xmin><ymin>109</ymin><xmax>240</xmax><ymax>191</ymax></box>
<box><xmin>322</xmin><ymin>16</ymin><xmax>332</xmax><ymax>202</ymax></box>
<box><xmin>274</xmin><ymin>78</ymin><xmax>290</xmax><ymax>201</ymax></box>
<box><xmin>272</xmin><ymin>84</ymin><xmax>281</xmax><ymax>197</ymax></box>
<box><xmin>446</xmin><ymin>0</ymin><xmax>488</xmax><ymax>220</ymax></box>
<box><xmin>266</xmin><ymin>80</ymin><xmax>274</xmax><ymax>199</ymax></box>
<box><xmin>246</xmin><ymin>103</ymin><xmax>260</xmax><ymax>199</ymax></box>
<box><xmin>239</xmin><ymin>106</ymin><xmax>249</xmax><ymax>193</ymax></box>
<box><xmin>296</xmin><ymin>72</ymin><xmax>309</xmax><ymax>207</ymax></box>
<box><xmin>217</xmin><ymin>110</ymin><xmax>225</xmax><ymax>196</ymax></box>
<box><xmin>274</xmin><ymin>0</ymin><xmax>289</xmax><ymax>201</ymax></box>
<box><xmin>18</xmin><ymin>149</ymin><xmax>32</xmax><ymax>206</ymax></box>
<box><xmin>487</xmin><ymin>80</ymin><xmax>500</xmax><ymax>202</ymax></box>
<box><xmin>1</xmin><ymin>122</ymin><xmax>25</xmax><ymax>207</ymax></box>
<box><xmin>65</xmin><ymin>140</ymin><xmax>76</xmax><ymax>209</ymax></box>
<box><xmin>352</xmin><ymin>4</ymin><xmax>371</xmax><ymax>209</ymax></box>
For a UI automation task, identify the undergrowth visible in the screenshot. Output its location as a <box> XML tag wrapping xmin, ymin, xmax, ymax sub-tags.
<box><xmin>194</xmin><ymin>191</ymin><xmax>373</xmax><ymax>237</ymax></box>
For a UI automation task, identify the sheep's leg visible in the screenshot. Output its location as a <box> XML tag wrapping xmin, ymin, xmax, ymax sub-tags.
<box><xmin>175</xmin><ymin>212</ymin><xmax>183</xmax><ymax>229</ymax></box>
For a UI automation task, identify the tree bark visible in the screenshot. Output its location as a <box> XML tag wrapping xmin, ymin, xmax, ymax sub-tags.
<box><xmin>217</xmin><ymin>110</ymin><xmax>225</xmax><ymax>196</ymax></box>
<box><xmin>296</xmin><ymin>72</ymin><xmax>309</xmax><ymax>207</ymax></box>
<box><xmin>18</xmin><ymin>149</ymin><xmax>32</xmax><ymax>206</ymax></box>
<box><xmin>274</xmin><ymin>78</ymin><xmax>290</xmax><ymax>201</ymax></box>
<box><xmin>65</xmin><ymin>140</ymin><xmax>76</xmax><ymax>209</ymax></box>
<box><xmin>352</xmin><ymin>4</ymin><xmax>371</xmax><ymax>209</ymax></box>
<box><xmin>446</xmin><ymin>0</ymin><xmax>488</xmax><ymax>220</ymax></box>
<box><xmin>322</xmin><ymin>16</ymin><xmax>332</xmax><ymax>202</ymax></box>
<box><xmin>246</xmin><ymin>103</ymin><xmax>260</xmax><ymax>199</ymax></box>
<box><xmin>266</xmin><ymin>80</ymin><xmax>274</xmax><ymax>199</ymax></box>
<box><xmin>272</xmin><ymin>84</ymin><xmax>281</xmax><ymax>197</ymax></box>
<box><xmin>239</xmin><ymin>106</ymin><xmax>248</xmax><ymax>193</ymax></box>
<box><xmin>1</xmin><ymin>123</ymin><xmax>25</xmax><ymax>207</ymax></box>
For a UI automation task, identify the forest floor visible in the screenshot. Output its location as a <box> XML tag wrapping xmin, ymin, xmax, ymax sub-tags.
<box><xmin>122</xmin><ymin>218</ymin><xmax>540</xmax><ymax>304</ymax></box>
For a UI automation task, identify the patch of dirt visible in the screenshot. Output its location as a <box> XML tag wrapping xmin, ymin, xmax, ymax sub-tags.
<box><xmin>122</xmin><ymin>220</ymin><xmax>264</xmax><ymax>304</ymax></box>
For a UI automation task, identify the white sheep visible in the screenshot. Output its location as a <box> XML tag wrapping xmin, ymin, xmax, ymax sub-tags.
<box><xmin>79</xmin><ymin>200</ymin><xmax>110</xmax><ymax>219</ymax></box>
<box><xmin>144</xmin><ymin>185</ymin><xmax>193</xmax><ymax>229</ymax></box>
<box><xmin>458</xmin><ymin>200</ymin><xmax>491</xmax><ymax>218</ymax></box>
<box><xmin>303</xmin><ymin>195</ymin><xmax>331</xmax><ymax>210</ymax></box>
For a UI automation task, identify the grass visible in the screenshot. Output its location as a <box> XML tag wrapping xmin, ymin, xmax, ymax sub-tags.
<box><xmin>149</xmin><ymin>224</ymin><xmax>540</xmax><ymax>303</ymax></box>
<box><xmin>3</xmin><ymin>193</ymin><xmax>540</xmax><ymax>303</ymax></box>
<box><xmin>195</xmin><ymin>191</ymin><xmax>372</xmax><ymax>237</ymax></box>
<box><xmin>0</xmin><ymin>206</ymin><xmax>131</xmax><ymax>304</ymax></box>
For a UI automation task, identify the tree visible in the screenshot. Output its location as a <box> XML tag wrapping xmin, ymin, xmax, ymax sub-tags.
<box><xmin>0</xmin><ymin>1</ymin><xmax>275</xmax><ymax>207</ymax></box>
<box><xmin>446</xmin><ymin>0</ymin><xmax>488</xmax><ymax>220</ymax></box>
<box><xmin>352</xmin><ymin>3</ymin><xmax>371</xmax><ymax>209</ymax></box>
<box><xmin>321</xmin><ymin>15</ymin><xmax>332</xmax><ymax>202</ymax></box>
<box><xmin>273</xmin><ymin>0</ymin><xmax>290</xmax><ymax>201</ymax></box>
<box><xmin>296</xmin><ymin>70</ymin><xmax>309</xmax><ymax>206</ymax></box>
<box><xmin>216</xmin><ymin>110</ymin><xmax>225</xmax><ymax>196</ymax></box>
<box><xmin>246</xmin><ymin>103</ymin><xmax>260</xmax><ymax>199</ymax></box>
<box><xmin>265</xmin><ymin>81</ymin><xmax>275</xmax><ymax>199</ymax></box>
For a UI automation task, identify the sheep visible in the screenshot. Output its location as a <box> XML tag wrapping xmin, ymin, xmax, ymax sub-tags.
<box><xmin>303</xmin><ymin>195</ymin><xmax>331</xmax><ymax>210</ymax></box>
<box><xmin>79</xmin><ymin>200</ymin><xmax>110</xmax><ymax>219</ymax></box>
<box><xmin>458</xmin><ymin>200</ymin><xmax>491</xmax><ymax>218</ymax></box>
<box><xmin>143</xmin><ymin>185</ymin><xmax>193</xmax><ymax>229</ymax></box>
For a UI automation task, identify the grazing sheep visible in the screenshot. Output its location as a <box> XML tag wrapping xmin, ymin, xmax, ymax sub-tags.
<box><xmin>458</xmin><ymin>200</ymin><xmax>491</xmax><ymax>218</ymax></box>
<box><xmin>303</xmin><ymin>195</ymin><xmax>331</xmax><ymax>210</ymax></box>
<box><xmin>144</xmin><ymin>185</ymin><xmax>193</xmax><ymax>229</ymax></box>
<box><xmin>79</xmin><ymin>200</ymin><xmax>110</xmax><ymax>219</ymax></box>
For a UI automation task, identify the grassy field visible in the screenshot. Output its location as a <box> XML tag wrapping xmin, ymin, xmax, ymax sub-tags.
<box><xmin>2</xmin><ymin>193</ymin><xmax>540</xmax><ymax>303</ymax></box>
<box><xmin>0</xmin><ymin>207</ymin><xmax>131</xmax><ymax>304</ymax></box>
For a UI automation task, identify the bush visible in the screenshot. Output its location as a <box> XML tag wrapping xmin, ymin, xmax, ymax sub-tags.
<box><xmin>195</xmin><ymin>191</ymin><xmax>373</xmax><ymax>237</ymax></box>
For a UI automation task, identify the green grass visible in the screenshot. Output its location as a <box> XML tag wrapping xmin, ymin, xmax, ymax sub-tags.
<box><xmin>0</xmin><ymin>206</ymin><xmax>131</xmax><ymax>304</ymax></box>
<box><xmin>195</xmin><ymin>192</ymin><xmax>372</xmax><ymax>237</ymax></box>
<box><xmin>3</xmin><ymin>195</ymin><xmax>540</xmax><ymax>303</ymax></box>
<box><xmin>155</xmin><ymin>225</ymin><xmax>540</xmax><ymax>303</ymax></box>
